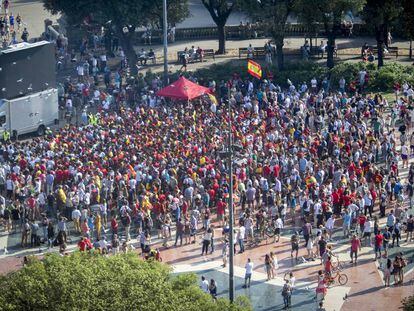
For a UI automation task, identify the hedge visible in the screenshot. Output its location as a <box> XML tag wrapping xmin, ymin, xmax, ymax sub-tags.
<box><xmin>142</xmin><ymin>60</ymin><xmax>414</xmax><ymax>93</ymax></box>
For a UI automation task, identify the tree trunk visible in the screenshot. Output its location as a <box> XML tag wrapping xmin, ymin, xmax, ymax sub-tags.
<box><xmin>376</xmin><ymin>26</ymin><xmax>387</xmax><ymax>68</ymax></box>
<box><xmin>116</xmin><ymin>25</ymin><xmax>138</xmax><ymax>76</ymax></box>
<box><xmin>217</xmin><ymin>23</ymin><xmax>226</xmax><ymax>54</ymax></box>
<box><xmin>377</xmin><ymin>40</ymin><xmax>384</xmax><ymax>67</ymax></box>
<box><xmin>410</xmin><ymin>40</ymin><xmax>412</xmax><ymax>59</ymax></box>
<box><xmin>326</xmin><ymin>32</ymin><xmax>335</xmax><ymax>69</ymax></box>
<box><xmin>275</xmin><ymin>37</ymin><xmax>285</xmax><ymax>71</ymax></box>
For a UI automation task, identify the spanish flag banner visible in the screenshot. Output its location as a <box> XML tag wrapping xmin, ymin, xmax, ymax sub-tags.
<box><xmin>247</xmin><ymin>59</ymin><xmax>262</xmax><ymax>79</ymax></box>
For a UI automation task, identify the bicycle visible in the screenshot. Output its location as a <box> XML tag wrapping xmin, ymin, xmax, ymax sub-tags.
<box><xmin>331</xmin><ymin>256</ymin><xmax>344</xmax><ymax>270</ymax></box>
<box><xmin>324</xmin><ymin>269</ymin><xmax>348</xmax><ymax>287</ymax></box>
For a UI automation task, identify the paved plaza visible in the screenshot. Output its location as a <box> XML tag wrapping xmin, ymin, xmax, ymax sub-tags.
<box><xmin>0</xmin><ymin>1</ymin><xmax>413</xmax><ymax>311</ymax></box>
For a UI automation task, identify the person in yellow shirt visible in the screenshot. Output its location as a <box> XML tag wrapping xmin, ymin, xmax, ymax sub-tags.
<box><xmin>57</xmin><ymin>186</ymin><xmax>67</xmax><ymax>213</ymax></box>
<box><xmin>94</xmin><ymin>213</ymin><xmax>102</xmax><ymax>240</ymax></box>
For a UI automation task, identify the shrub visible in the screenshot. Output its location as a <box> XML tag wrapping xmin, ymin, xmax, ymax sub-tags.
<box><xmin>401</xmin><ymin>295</ymin><xmax>414</xmax><ymax>311</ymax></box>
<box><xmin>0</xmin><ymin>253</ymin><xmax>252</xmax><ymax>311</ymax></box>
<box><xmin>163</xmin><ymin>60</ymin><xmax>411</xmax><ymax>93</ymax></box>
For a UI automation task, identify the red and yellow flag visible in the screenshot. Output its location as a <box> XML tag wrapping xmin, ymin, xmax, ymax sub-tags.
<box><xmin>247</xmin><ymin>59</ymin><xmax>262</xmax><ymax>79</ymax></box>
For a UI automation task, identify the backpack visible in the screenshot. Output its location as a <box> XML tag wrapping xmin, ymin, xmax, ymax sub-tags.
<box><xmin>282</xmin><ymin>284</ymin><xmax>290</xmax><ymax>296</ymax></box>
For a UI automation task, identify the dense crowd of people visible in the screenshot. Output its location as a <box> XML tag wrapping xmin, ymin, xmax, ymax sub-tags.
<box><xmin>0</xmin><ymin>25</ymin><xmax>413</xmax><ymax>308</ymax></box>
<box><xmin>1</xmin><ymin>0</ymin><xmax>28</xmax><ymax>48</ymax></box>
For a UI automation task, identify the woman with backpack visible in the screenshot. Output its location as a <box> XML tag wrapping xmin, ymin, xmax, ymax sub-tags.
<box><xmin>281</xmin><ymin>279</ymin><xmax>292</xmax><ymax>309</ymax></box>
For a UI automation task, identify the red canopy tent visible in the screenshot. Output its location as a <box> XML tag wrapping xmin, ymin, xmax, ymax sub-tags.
<box><xmin>156</xmin><ymin>76</ymin><xmax>211</xmax><ymax>100</ymax></box>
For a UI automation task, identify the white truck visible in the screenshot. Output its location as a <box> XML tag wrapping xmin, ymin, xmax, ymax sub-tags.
<box><xmin>0</xmin><ymin>88</ymin><xmax>59</xmax><ymax>138</ymax></box>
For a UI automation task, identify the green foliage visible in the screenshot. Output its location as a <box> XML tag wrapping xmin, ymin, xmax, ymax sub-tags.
<box><xmin>329</xmin><ymin>61</ymin><xmax>374</xmax><ymax>87</ymax></box>
<box><xmin>402</xmin><ymin>0</ymin><xmax>414</xmax><ymax>39</ymax></box>
<box><xmin>295</xmin><ymin>0</ymin><xmax>365</xmax><ymax>30</ymax></box>
<box><xmin>170</xmin><ymin>60</ymin><xmax>413</xmax><ymax>93</ymax></box>
<box><xmin>0</xmin><ymin>253</ymin><xmax>251</xmax><ymax>311</ymax></box>
<box><xmin>43</xmin><ymin>0</ymin><xmax>189</xmax><ymax>28</ymax></box>
<box><xmin>369</xmin><ymin>63</ymin><xmax>414</xmax><ymax>91</ymax></box>
<box><xmin>362</xmin><ymin>0</ymin><xmax>402</xmax><ymax>30</ymax></box>
<box><xmin>242</xmin><ymin>0</ymin><xmax>294</xmax><ymax>37</ymax></box>
<box><xmin>294</xmin><ymin>0</ymin><xmax>365</xmax><ymax>68</ymax></box>
<box><xmin>401</xmin><ymin>295</ymin><xmax>414</xmax><ymax>311</ymax></box>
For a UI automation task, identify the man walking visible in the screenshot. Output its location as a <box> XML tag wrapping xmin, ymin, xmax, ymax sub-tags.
<box><xmin>243</xmin><ymin>258</ymin><xmax>254</xmax><ymax>288</ymax></box>
<box><xmin>350</xmin><ymin>234</ymin><xmax>361</xmax><ymax>264</ymax></box>
<box><xmin>174</xmin><ymin>218</ymin><xmax>184</xmax><ymax>246</ymax></box>
<box><xmin>238</xmin><ymin>222</ymin><xmax>245</xmax><ymax>253</ymax></box>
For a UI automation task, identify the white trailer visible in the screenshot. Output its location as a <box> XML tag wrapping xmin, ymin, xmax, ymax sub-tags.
<box><xmin>0</xmin><ymin>88</ymin><xmax>59</xmax><ymax>138</ymax></box>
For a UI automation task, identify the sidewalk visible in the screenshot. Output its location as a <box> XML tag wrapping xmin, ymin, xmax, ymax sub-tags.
<box><xmin>132</xmin><ymin>36</ymin><xmax>414</xmax><ymax>74</ymax></box>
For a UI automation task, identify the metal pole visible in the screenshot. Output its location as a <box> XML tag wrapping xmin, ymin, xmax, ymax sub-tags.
<box><xmin>163</xmin><ymin>0</ymin><xmax>169</xmax><ymax>86</ymax></box>
<box><xmin>228</xmin><ymin>87</ymin><xmax>235</xmax><ymax>303</ymax></box>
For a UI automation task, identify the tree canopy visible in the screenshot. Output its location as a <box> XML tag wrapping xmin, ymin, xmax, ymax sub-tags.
<box><xmin>43</xmin><ymin>0</ymin><xmax>189</xmax><ymax>75</ymax></box>
<box><xmin>295</xmin><ymin>0</ymin><xmax>365</xmax><ymax>68</ymax></box>
<box><xmin>242</xmin><ymin>0</ymin><xmax>296</xmax><ymax>70</ymax></box>
<box><xmin>43</xmin><ymin>0</ymin><xmax>188</xmax><ymax>28</ymax></box>
<box><xmin>362</xmin><ymin>0</ymin><xmax>403</xmax><ymax>66</ymax></box>
<box><xmin>0</xmin><ymin>253</ymin><xmax>251</xmax><ymax>311</ymax></box>
<box><xmin>402</xmin><ymin>0</ymin><xmax>414</xmax><ymax>40</ymax></box>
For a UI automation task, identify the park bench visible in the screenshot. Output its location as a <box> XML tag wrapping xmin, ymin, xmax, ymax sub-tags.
<box><xmin>371</xmin><ymin>46</ymin><xmax>398</xmax><ymax>58</ymax></box>
<box><xmin>239</xmin><ymin>47</ymin><xmax>249</xmax><ymax>58</ymax></box>
<box><xmin>307</xmin><ymin>46</ymin><xmax>338</xmax><ymax>58</ymax></box>
<box><xmin>177</xmin><ymin>49</ymin><xmax>215</xmax><ymax>63</ymax></box>
<box><xmin>254</xmin><ymin>47</ymin><xmax>266</xmax><ymax>58</ymax></box>
<box><xmin>239</xmin><ymin>47</ymin><xmax>267</xmax><ymax>59</ymax></box>
<box><xmin>203</xmin><ymin>49</ymin><xmax>215</xmax><ymax>60</ymax></box>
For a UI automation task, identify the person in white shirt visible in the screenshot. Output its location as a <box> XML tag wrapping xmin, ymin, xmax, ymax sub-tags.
<box><xmin>238</xmin><ymin>224</ymin><xmax>246</xmax><ymax>253</ymax></box>
<box><xmin>99</xmin><ymin>236</ymin><xmax>108</xmax><ymax>254</ymax></box>
<box><xmin>244</xmin><ymin>215</ymin><xmax>253</xmax><ymax>242</ymax></box>
<box><xmin>76</xmin><ymin>65</ymin><xmax>84</xmax><ymax>81</ymax></box>
<box><xmin>72</xmin><ymin>207</ymin><xmax>81</xmax><ymax>233</ymax></box>
<box><xmin>325</xmin><ymin>215</ymin><xmax>335</xmax><ymax>240</ymax></box>
<box><xmin>243</xmin><ymin>258</ymin><xmax>254</xmax><ymax>288</ymax></box>
<box><xmin>200</xmin><ymin>276</ymin><xmax>209</xmax><ymax>293</ymax></box>
<box><xmin>311</xmin><ymin>78</ymin><xmax>317</xmax><ymax>92</ymax></box>
<box><xmin>274</xmin><ymin>215</ymin><xmax>283</xmax><ymax>242</ymax></box>
<box><xmin>313</xmin><ymin>200</ymin><xmax>322</xmax><ymax>227</ymax></box>
<box><xmin>100</xmin><ymin>202</ymin><xmax>108</xmax><ymax>225</ymax></box>
<box><xmin>363</xmin><ymin>216</ymin><xmax>373</xmax><ymax>246</ymax></box>
<box><xmin>401</xmin><ymin>144</ymin><xmax>409</xmax><ymax>168</ymax></box>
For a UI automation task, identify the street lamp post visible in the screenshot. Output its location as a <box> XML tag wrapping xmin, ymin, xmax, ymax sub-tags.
<box><xmin>162</xmin><ymin>0</ymin><xmax>169</xmax><ymax>85</ymax></box>
<box><xmin>227</xmin><ymin>88</ymin><xmax>235</xmax><ymax>303</ymax></box>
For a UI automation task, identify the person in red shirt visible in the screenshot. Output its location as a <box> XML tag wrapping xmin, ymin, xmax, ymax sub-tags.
<box><xmin>324</xmin><ymin>255</ymin><xmax>333</xmax><ymax>278</ymax></box>
<box><xmin>111</xmin><ymin>216</ymin><xmax>118</xmax><ymax>236</ymax></box>
<box><xmin>78</xmin><ymin>237</ymin><xmax>87</xmax><ymax>251</ymax></box>
<box><xmin>374</xmin><ymin>232</ymin><xmax>383</xmax><ymax>260</ymax></box>
<box><xmin>78</xmin><ymin>237</ymin><xmax>92</xmax><ymax>251</ymax></box>
<box><xmin>358</xmin><ymin>214</ymin><xmax>367</xmax><ymax>236</ymax></box>
<box><xmin>350</xmin><ymin>234</ymin><xmax>361</xmax><ymax>264</ymax></box>
<box><xmin>273</xmin><ymin>163</ymin><xmax>280</xmax><ymax>178</ymax></box>
<box><xmin>332</xmin><ymin>190</ymin><xmax>340</xmax><ymax>214</ymax></box>
<box><xmin>216</xmin><ymin>198</ymin><xmax>226</xmax><ymax>226</ymax></box>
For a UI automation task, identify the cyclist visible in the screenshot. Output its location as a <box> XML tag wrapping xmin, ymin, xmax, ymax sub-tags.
<box><xmin>324</xmin><ymin>255</ymin><xmax>334</xmax><ymax>283</ymax></box>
